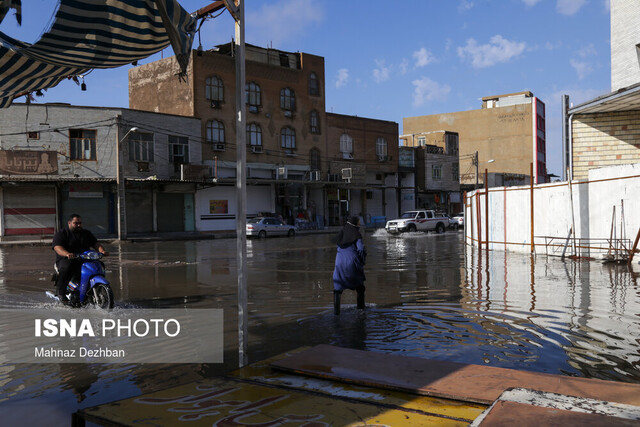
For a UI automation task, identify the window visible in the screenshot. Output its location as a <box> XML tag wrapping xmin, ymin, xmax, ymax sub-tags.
<box><xmin>70</xmin><ymin>129</ymin><xmax>97</xmax><ymax>160</ymax></box>
<box><xmin>376</xmin><ymin>137</ymin><xmax>387</xmax><ymax>157</ymax></box>
<box><xmin>280</xmin><ymin>87</ymin><xmax>295</xmax><ymax>111</ymax></box>
<box><xmin>206</xmin><ymin>120</ymin><xmax>225</xmax><ymax>144</ymax></box>
<box><xmin>169</xmin><ymin>135</ymin><xmax>189</xmax><ymax>167</ymax></box>
<box><xmin>452</xmin><ymin>163</ymin><xmax>459</xmax><ymax>181</ymax></box>
<box><xmin>247</xmin><ymin>123</ymin><xmax>262</xmax><ymax>146</ymax></box>
<box><xmin>128</xmin><ymin>132</ymin><xmax>154</xmax><ymax>162</ymax></box>
<box><xmin>245</xmin><ymin>82</ymin><xmax>261</xmax><ymax>112</ymax></box>
<box><xmin>309</xmin><ymin>72</ymin><xmax>319</xmax><ymax>96</ymax></box>
<box><xmin>280</xmin><ymin>127</ymin><xmax>296</xmax><ymax>149</ymax></box>
<box><xmin>432</xmin><ymin>164</ymin><xmax>442</xmax><ymax>180</ymax></box>
<box><xmin>310</xmin><ymin>110</ymin><xmax>320</xmax><ymax>134</ymax></box>
<box><xmin>418</xmin><ymin>136</ymin><xmax>426</xmax><ymax>147</ymax></box>
<box><xmin>205</xmin><ymin>76</ymin><xmax>224</xmax><ymax>102</ymax></box>
<box><xmin>27</xmin><ymin>131</ymin><xmax>39</xmax><ymax>140</ymax></box>
<box><xmin>339</xmin><ymin>133</ymin><xmax>353</xmax><ymax>154</ymax></box>
<box><xmin>310</xmin><ymin>148</ymin><xmax>320</xmax><ymax>171</ymax></box>
<box><xmin>445</xmin><ymin>133</ymin><xmax>458</xmax><ymax>156</ymax></box>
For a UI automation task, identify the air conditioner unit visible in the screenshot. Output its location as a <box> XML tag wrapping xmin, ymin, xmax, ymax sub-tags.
<box><xmin>213</xmin><ymin>143</ymin><xmax>225</xmax><ymax>151</ymax></box>
<box><xmin>285</xmin><ymin>149</ymin><xmax>295</xmax><ymax>157</ymax></box>
<box><xmin>277</xmin><ymin>166</ymin><xmax>287</xmax><ymax>179</ymax></box>
<box><xmin>251</xmin><ymin>145</ymin><xmax>263</xmax><ymax>153</ymax></box>
<box><xmin>342</xmin><ymin>152</ymin><xmax>354</xmax><ymax>160</ymax></box>
<box><xmin>210</xmin><ymin>100</ymin><xmax>221</xmax><ymax>109</ymax></box>
<box><xmin>377</xmin><ymin>155</ymin><xmax>388</xmax><ymax>162</ymax></box>
<box><xmin>283</xmin><ymin>110</ymin><xmax>293</xmax><ymax>118</ymax></box>
<box><xmin>341</xmin><ymin>168</ymin><xmax>353</xmax><ymax>180</ymax></box>
<box><xmin>310</xmin><ymin>171</ymin><xmax>320</xmax><ymax>181</ymax></box>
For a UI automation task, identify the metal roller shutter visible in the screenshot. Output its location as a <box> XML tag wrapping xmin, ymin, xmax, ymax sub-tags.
<box><xmin>3</xmin><ymin>185</ymin><xmax>56</xmax><ymax>236</ymax></box>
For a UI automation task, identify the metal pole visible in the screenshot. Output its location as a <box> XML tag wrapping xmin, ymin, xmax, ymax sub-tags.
<box><xmin>484</xmin><ymin>169</ymin><xmax>488</xmax><ymax>249</ymax></box>
<box><xmin>234</xmin><ymin>0</ymin><xmax>248</xmax><ymax>368</ymax></box>
<box><xmin>530</xmin><ymin>162</ymin><xmax>534</xmax><ymax>254</ymax></box>
<box><xmin>474</xmin><ymin>151</ymin><xmax>479</xmax><ymax>189</ymax></box>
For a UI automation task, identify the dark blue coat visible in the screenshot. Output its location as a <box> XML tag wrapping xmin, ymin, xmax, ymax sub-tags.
<box><xmin>332</xmin><ymin>239</ymin><xmax>366</xmax><ymax>291</ymax></box>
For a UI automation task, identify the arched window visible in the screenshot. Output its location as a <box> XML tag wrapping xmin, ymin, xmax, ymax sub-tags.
<box><xmin>280</xmin><ymin>127</ymin><xmax>296</xmax><ymax>149</ymax></box>
<box><xmin>206</xmin><ymin>120</ymin><xmax>225</xmax><ymax>144</ymax></box>
<box><xmin>280</xmin><ymin>87</ymin><xmax>295</xmax><ymax>111</ymax></box>
<box><xmin>310</xmin><ymin>110</ymin><xmax>320</xmax><ymax>134</ymax></box>
<box><xmin>247</xmin><ymin>123</ymin><xmax>262</xmax><ymax>146</ymax></box>
<box><xmin>339</xmin><ymin>133</ymin><xmax>353</xmax><ymax>154</ymax></box>
<box><xmin>308</xmin><ymin>72</ymin><xmax>319</xmax><ymax>96</ymax></box>
<box><xmin>245</xmin><ymin>81</ymin><xmax>261</xmax><ymax>112</ymax></box>
<box><xmin>205</xmin><ymin>76</ymin><xmax>224</xmax><ymax>102</ymax></box>
<box><xmin>310</xmin><ymin>148</ymin><xmax>320</xmax><ymax>171</ymax></box>
<box><xmin>376</xmin><ymin>137</ymin><xmax>388</xmax><ymax>160</ymax></box>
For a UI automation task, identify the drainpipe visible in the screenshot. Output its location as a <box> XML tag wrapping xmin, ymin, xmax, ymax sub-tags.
<box><xmin>568</xmin><ymin>114</ymin><xmax>574</xmax><ymax>181</ymax></box>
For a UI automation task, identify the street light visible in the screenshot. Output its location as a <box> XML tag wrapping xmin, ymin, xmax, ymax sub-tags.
<box><xmin>116</xmin><ymin>126</ymin><xmax>138</xmax><ymax>240</ymax></box>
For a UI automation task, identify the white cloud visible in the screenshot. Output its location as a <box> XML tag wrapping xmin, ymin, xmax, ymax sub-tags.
<box><xmin>522</xmin><ymin>0</ymin><xmax>542</xmax><ymax>6</ymax></box>
<box><xmin>413</xmin><ymin>48</ymin><xmax>435</xmax><ymax>67</ymax></box>
<box><xmin>458</xmin><ymin>0</ymin><xmax>473</xmax><ymax>12</ymax></box>
<box><xmin>570</xmin><ymin>59</ymin><xmax>593</xmax><ymax>80</ymax></box>
<box><xmin>373</xmin><ymin>60</ymin><xmax>391</xmax><ymax>83</ymax></box>
<box><xmin>556</xmin><ymin>0</ymin><xmax>586</xmax><ymax>15</ymax></box>
<box><xmin>335</xmin><ymin>68</ymin><xmax>349</xmax><ymax>88</ymax></box>
<box><xmin>412</xmin><ymin>77</ymin><xmax>451</xmax><ymax>107</ymax></box>
<box><xmin>577</xmin><ymin>43</ymin><xmax>597</xmax><ymax>58</ymax></box>
<box><xmin>246</xmin><ymin>0</ymin><xmax>324</xmax><ymax>47</ymax></box>
<box><xmin>399</xmin><ymin>58</ymin><xmax>409</xmax><ymax>75</ymax></box>
<box><xmin>457</xmin><ymin>35</ymin><xmax>526</xmax><ymax>68</ymax></box>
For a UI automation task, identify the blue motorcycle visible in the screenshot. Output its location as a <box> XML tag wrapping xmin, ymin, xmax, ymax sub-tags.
<box><xmin>47</xmin><ymin>250</ymin><xmax>114</xmax><ymax>309</ymax></box>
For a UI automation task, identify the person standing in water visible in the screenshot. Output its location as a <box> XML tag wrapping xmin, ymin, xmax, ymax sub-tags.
<box><xmin>332</xmin><ymin>215</ymin><xmax>366</xmax><ymax>315</ymax></box>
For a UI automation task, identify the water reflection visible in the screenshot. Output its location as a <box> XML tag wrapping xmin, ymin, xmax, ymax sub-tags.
<box><xmin>1</xmin><ymin>232</ymin><xmax>640</xmax><ymax>423</ymax></box>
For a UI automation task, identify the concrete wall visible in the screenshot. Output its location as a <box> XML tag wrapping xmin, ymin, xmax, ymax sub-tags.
<box><xmin>466</xmin><ymin>163</ymin><xmax>640</xmax><ymax>257</ymax></box>
<box><xmin>572</xmin><ymin>111</ymin><xmax>640</xmax><ymax>181</ymax></box>
<box><xmin>611</xmin><ymin>0</ymin><xmax>640</xmax><ymax>91</ymax></box>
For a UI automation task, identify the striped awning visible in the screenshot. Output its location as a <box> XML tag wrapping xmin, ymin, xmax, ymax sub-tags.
<box><xmin>0</xmin><ymin>0</ymin><xmax>197</xmax><ymax>108</ymax></box>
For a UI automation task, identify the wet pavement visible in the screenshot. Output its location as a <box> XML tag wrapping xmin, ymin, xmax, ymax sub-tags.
<box><xmin>1</xmin><ymin>230</ymin><xmax>640</xmax><ymax>424</ymax></box>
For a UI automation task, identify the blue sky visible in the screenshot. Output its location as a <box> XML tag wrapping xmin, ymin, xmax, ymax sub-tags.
<box><xmin>0</xmin><ymin>0</ymin><xmax>613</xmax><ymax>176</ymax></box>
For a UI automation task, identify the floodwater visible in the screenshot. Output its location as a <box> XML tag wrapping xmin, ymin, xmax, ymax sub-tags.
<box><xmin>1</xmin><ymin>230</ymin><xmax>640</xmax><ymax>424</ymax></box>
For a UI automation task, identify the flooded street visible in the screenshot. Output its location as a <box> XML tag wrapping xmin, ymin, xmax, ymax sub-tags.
<box><xmin>1</xmin><ymin>230</ymin><xmax>640</xmax><ymax>423</ymax></box>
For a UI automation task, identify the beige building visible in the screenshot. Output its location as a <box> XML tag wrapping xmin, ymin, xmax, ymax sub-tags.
<box><xmin>129</xmin><ymin>42</ymin><xmax>399</xmax><ymax>228</ymax></box>
<box><xmin>403</xmin><ymin>91</ymin><xmax>546</xmax><ymax>186</ymax></box>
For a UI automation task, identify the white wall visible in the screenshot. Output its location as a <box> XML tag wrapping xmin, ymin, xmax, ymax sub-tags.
<box><xmin>195</xmin><ymin>184</ymin><xmax>274</xmax><ymax>231</ymax></box>
<box><xmin>466</xmin><ymin>163</ymin><xmax>640</xmax><ymax>257</ymax></box>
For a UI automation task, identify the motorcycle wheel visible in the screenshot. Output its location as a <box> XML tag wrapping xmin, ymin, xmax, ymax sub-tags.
<box><xmin>90</xmin><ymin>284</ymin><xmax>114</xmax><ymax>309</ymax></box>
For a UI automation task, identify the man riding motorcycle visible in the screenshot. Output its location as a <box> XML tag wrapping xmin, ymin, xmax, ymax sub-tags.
<box><xmin>52</xmin><ymin>214</ymin><xmax>108</xmax><ymax>305</ymax></box>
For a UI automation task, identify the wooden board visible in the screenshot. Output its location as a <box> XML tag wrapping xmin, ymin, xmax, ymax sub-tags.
<box><xmin>271</xmin><ymin>344</ymin><xmax>640</xmax><ymax>405</ymax></box>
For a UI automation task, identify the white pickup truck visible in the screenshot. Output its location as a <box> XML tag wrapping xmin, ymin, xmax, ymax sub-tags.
<box><xmin>385</xmin><ymin>210</ymin><xmax>449</xmax><ymax>234</ymax></box>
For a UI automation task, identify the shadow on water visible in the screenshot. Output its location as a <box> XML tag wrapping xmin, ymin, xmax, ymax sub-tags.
<box><xmin>1</xmin><ymin>232</ymin><xmax>640</xmax><ymax>423</ymax></box>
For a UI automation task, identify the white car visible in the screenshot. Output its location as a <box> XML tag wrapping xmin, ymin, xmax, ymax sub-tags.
<box><xmin>246</xmin><ymin>217</ymin><xmax>296</xmax><ymax>238</ymax></box>
<box><xmin>451</xmin><ymin>212</ymin><xmax>464</xmax><ymax>229</ymax></box>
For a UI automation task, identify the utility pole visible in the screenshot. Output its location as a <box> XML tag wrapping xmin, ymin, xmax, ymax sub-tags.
<box><xmin>473</xmin><ymin>151</ymin><xmax>479</xmax><ymax>189</ymax></box>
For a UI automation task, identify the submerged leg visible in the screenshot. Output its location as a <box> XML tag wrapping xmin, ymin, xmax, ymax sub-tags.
<box><xmin>356</xmin><ymin>288</ymin><xmax>365</xmax><ymax>310</ymax></box>
<box><xmin>333</xmin><ymin>291</ymin><xmax>342</xmax><ymax>315</ymax></box>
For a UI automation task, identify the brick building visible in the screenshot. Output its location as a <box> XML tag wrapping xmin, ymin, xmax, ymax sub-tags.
<box><xmin>129</xmin><ymin>43</ymin><xmax>399</xmax><ymax>228</ymax></box>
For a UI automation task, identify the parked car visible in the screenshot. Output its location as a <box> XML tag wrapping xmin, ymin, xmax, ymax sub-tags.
<box><xmin>246</xmin><ymin>217</ymin><xmax>296</xmax><ymax>238</ymax></box>
<box><xmin>450</xmin><ymin>212</ymin><xmax>464</xmax><ymax>229</ymax></box>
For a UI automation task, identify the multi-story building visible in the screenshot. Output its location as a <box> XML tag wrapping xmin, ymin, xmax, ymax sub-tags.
<box><xmin>0</xmin><ymin>103</ymin><xmax>201</xmax><ymax>239</ymax></box>
<box><xmin>403</xmin><ymin>91</ymin><xmax>547</xmax><ymax>187</ymax></box>
<box><xmin>325</xmin><ymin>113</ymin><xmax>399</xmax><ymax>225</ymax></box>
<box><xmin>129</xmin><ymin>42</ymin><xmax>399</xmax><ymax>228</ymax></box>
<box><xmin>564</xmin><ymin>0</ymin><xmax>640</xmax><ymax>181</ymax></box>
<box><xmin>400</xmin><ymin>131</ymin><xmax>460</xmax><ymax>214</ymax></box>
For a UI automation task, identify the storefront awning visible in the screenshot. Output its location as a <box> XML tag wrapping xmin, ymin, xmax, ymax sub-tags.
<box><xmin>0</xmin><ymin>0</ymin><xmax>196</xmax><ymax>108</ymax></box>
